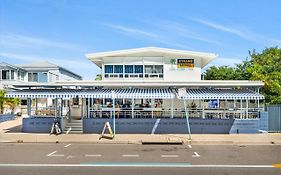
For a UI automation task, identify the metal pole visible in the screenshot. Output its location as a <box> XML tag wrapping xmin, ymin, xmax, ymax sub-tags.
<box><xmin>132</xmin><ymin>98</ymin><xmax>134</xmax><ymax>119</ymax></box>
<box><xmin>183</xmin><ymin>98</ymin><xmax>191</xmax><ymax>140</ymax></box>
<box><xmin>112</xmin><ymin>91</ymin><xmax>116</xmax><ymax>136</ymax></box>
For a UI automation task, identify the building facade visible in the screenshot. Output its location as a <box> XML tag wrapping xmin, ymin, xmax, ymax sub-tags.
<box><xmin>5</xmin><ymin>47</ymin><xmax>268</xmax><ymax>134</ymax></box>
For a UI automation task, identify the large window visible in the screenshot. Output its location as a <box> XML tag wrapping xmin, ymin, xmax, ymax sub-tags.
<box><xmin>105</xmin><ymin>65</ymin><xmax>113</xmax><ymax>73</ymax></box>
<box><xmin>104</xmin><ymin>65</ymin><xmax>123</xmax><ymax>78</ymax></box>
<box><xmin>124</xmin><ymin>65</ymin><xmax>143</xmax><ymax>78</ymax></box>
<box><xmin>28</xmin><ymin>73</ymin><xmax>38</xmax><ymax>82</ymax></box>
<box><xmin>145</xmin><ymin>65</ymin><xmax>163</xmax><ymax>78</ymax></box>
<box><xmin>1</xmin><ymin>70</ymin><xmax>10</xmax><ymax>80</ymax></box>
<box><xmin>104</xmin><ymin>64</ymin><xmax>163</xmax><ymax>79</ymax></box>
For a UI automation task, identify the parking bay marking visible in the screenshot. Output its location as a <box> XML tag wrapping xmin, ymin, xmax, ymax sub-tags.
<box><xmin>46</xmin><ymin>151</ymin><xmax>64</xmax><ymax>157</ymax></box>
<box><xmin>161</xmin><ymin>155</ymin><xmax>179</xmax><ymax>158</ymax></box>
<box><xmin>85</xmin><ymin>154</ymin><xmax>102</xmax><ymax>157</ymax></box>
<box><xmin>192</xmin><ymin>152</ymin><xmax>200</xmax><ymax>157</ymax></box>
<box><xmin>64</xmin><ymin>144</ymin><xmax>71</xmax><ymax>148</ymax></box>
<box><xmin>122</xmin><ymin>154</ymin><xmax>139</xmax><ymax>157</ymax></box>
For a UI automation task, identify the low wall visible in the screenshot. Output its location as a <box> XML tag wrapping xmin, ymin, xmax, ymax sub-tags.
<box><xmin>22</xmin><ymin>116</ymin><xmax>64</xmax><ymax>133</ymax></box>
<box><xmin>229</xmin><ymin>112</ymin><xmax>269</xmax><ymax>134</ymax></box>
<box><xmin>0</xmin><ymin>114</ymin><xmax>15</xmax><ymax>123</ymax></box>
<box><xmin>83</xmin><ymin>118</ymin><xmax>234</xmax><ymax>134</ymax></box>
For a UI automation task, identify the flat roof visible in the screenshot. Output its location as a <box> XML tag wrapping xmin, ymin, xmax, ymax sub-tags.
<box><xmin>86</xmin><ymin>47</ymin><xmax>218</xmax><ymax>68</ymax></box>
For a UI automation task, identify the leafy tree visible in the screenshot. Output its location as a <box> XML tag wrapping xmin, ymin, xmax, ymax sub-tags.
<box><xmin>247</xmin><ymin>47</ymin><xmax>281</xmax><ymax>104</ymax></box>
<box><xmin>204</xmin><ymin>47</ymin><xmax>281</xmax><ymax>104</ymax></box>
<box><xmin>0</xmin><ymin>90</ymin><xmax>21</xmax><ymax>114</ymax></box>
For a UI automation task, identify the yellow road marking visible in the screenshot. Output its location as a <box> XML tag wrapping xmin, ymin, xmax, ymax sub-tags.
<box><xmin>272</xmin><ymin>164</ymin><xmax>281</xmax><ymax>168</ymax></box>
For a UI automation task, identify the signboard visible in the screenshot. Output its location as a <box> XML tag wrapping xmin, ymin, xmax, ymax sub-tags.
<box><xmin>178</xmin><ymin>87</ymin><xmax>187</xmax><ymax>98</ymax></box>
<box><xmin>177</xmin><ymin>59</ymin><xmax>194</xmax><ymax>68</ymax></box>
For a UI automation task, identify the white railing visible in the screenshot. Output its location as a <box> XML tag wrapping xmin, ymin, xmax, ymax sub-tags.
<box><xmin>86</xmin><ymin>108</ymin><xmax>261</xmax><ymax>119</ymax></box>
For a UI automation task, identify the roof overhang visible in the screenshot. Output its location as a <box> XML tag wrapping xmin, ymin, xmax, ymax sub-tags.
<box><xmin>85</xmin><ymin>47</ymin><xmax>218</xmax><ymax>68</ymax></box>
<box><xmin>8</xmin><ymin>80</ymin><xmax>264</xmax><ymax>89</ymax></box>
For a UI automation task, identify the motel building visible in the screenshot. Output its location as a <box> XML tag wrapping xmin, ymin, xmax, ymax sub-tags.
<box><xmin>4</xmin><ymin>47</ymin><xmax>268</xmax><ymax>134</ymax></box>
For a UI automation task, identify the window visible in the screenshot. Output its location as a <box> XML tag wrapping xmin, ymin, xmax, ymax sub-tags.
<box><xmin>114</xmin><ymin>65</ymin><xmax>123</xmax><ymax>73</ymax></box>
<box><xmin>38</xmin><ymin>72</ymin><xmax>48</xmax><ymax>82</ymax></box>
<box><xmin>105</xmin><ymin>65</ymin><xmax>113</xmax><ymax>73</ymax></box>
<box><xmin>28</xmin><ymin>73</ymin><xmax>39</xmax><ymax>82</ymax></box>
<box><xmin>1</xmin><ymin>70</ymin><xmax>10</xmax><ymax>80</ymax></box>
<box><xmin>144</xmin><ymin>65</ymin><xmax>163</xmax><ymax>78</ymax></box>
<box><xmin>11</xmin><ymin>70</ymin><xmax>14</xmax><ymax>80</ymax></box>
<box><xmin>134</xmin><ymin>65</ymin><xmax>143</xmax><ymax>73</ymax></box>
<box><xmin>125</xmin><ymin>65</ymin><xmax>133</xmax><ymax>73</ymax></box>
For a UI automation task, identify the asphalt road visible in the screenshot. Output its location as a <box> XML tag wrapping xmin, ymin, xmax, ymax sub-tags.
<box><xmin>0</xmin><ymin>143</ymin><xmax>280</xmax><ymax>175</ymax></box>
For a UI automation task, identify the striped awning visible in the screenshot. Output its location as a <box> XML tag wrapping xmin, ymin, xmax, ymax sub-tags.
<box><xmin>5</xmin><ymin>89</ymin><xmax>175</xmax><ymax>99</ymax></box>
<box><xmin>177</xmin><ymin>89</ymin><xmax>264</xmax><ymax>100</ymax></box>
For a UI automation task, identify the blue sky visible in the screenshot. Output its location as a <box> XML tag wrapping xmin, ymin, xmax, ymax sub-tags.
<box><xmin>1</xmin><ymin>0</ymin><xmax>280</xmax><ymax>80</ymax></box>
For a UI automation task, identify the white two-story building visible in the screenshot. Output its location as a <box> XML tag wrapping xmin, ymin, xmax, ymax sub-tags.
<box><xmin>5</xmin><ymin>47</ymin><xmax>267</xmax><ymax>134</ymax></box>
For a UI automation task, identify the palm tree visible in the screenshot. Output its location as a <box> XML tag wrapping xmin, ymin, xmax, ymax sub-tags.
<box><xmin>0</xmin><ymin>90</ymin><xmax>6</xmax><ymax>114</ymax></box>
<box><xmin>0</xmin><ymin>90</ymin><xmax>21</xmax><ymax>114</ymax></box>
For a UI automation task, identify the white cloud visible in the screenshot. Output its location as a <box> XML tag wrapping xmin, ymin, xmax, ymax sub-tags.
<box><xmin>190</xmin><ymin>18</ymin><xmax>256</xmax><ymax>41</ymax></box>
<box><xmin>0</xmin><ymin>33</ymin><xmax>86</xmax><ymax>51</ymax></box>
<box><xmin>104</xmin><ymin>23</ymin><xmax>158</xmax><ymax>38</ymax></box>
<box><xmin>103</xmin><ymin>23</ymin><xmax>192</xmax><ymax>49</ymax></box>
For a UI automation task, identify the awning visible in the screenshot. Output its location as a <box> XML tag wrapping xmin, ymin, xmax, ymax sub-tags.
<box><xmin>5</xmin><ymin>89</ymin><xmax>175</xmax><ymax>99</ymax></box>
<box><xmin>177</xmin><ymin>89</ymin><xmax>264</xmax><ymax>100</ymax></box>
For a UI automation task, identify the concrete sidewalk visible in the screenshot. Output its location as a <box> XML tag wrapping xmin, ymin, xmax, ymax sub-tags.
<box><xmin>1</xmin><ymin>117</ymin><xmax>281</xmax><ymax>145</ymax></box>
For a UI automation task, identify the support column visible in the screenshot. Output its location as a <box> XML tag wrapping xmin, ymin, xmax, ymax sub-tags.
<box><xmin>54</xmin><ymin>98</ymin><xmax>58</xmax><ymax>118</ymax></box>
<box><xmin>171</xmin><ymin>98</ymin><xmax>174</xmax><ymax>118</ymax></box>
<box><xmin>132</xmin><ymin>99</ymin><xmax>134</xmax><ymax>119</ymax></box>
<box><xmin>202</xmin><ymin>100</ymin><xmax>205</xmax><ymax>119</ymax></box>
<box><xmin>35</xmin><ymin>98</ymin><xmax>38</xmax><ymax>111</ymax></box>
<box><xmin>27</xmin><ymin>98</ymin><xmax>31</xmax><ymax>116</ymax></box>
<box><xmin>246</xmin><ymin>99</ymin><xmax>249</xmax><ymax>119</ymax></box>
<box><xmin>60</xmin><ymin>98</ymin><xmax>63</xmax><ymax>117</ymax></box>
<box><xmin>240</xmin><ymin>99</ymin><xmax>243</xmax><ymax>119</ymax></box>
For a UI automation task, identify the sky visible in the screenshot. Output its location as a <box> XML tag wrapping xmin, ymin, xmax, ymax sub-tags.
<box><xmin>0</xmin><ymin>0</ymin><xmax>281</xmax><ymax>80</ymax></box>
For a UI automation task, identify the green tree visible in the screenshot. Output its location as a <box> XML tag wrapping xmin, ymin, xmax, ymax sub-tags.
<box><xmin>0</xmin><ymin>90</ymin><xmax>21</xmax><ymax>114</ymax></box>
<box><xmin>203</xmin><ymin>47</ymin><xmax>281</xmax><ymax>104</ymax></box>
<box><xmin>247</xmin><ymin>47</ymin><xmax>281</xmax><ymax>104</ymax></box>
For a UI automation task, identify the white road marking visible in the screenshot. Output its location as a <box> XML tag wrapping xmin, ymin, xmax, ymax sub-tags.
<box><xmin>0</xmin><ymin>163</ymin><xmax>275</xmax><ymax>168</ymax></box>
<box><xmin>66</xmin><ymin>127</ymin><xmax>71</xmax><ymax>134</ymax></box>
<box><xmin>192</xmin><ymin>152</ymin><xmax>200</xmax><ymax>157</ymax></box>
<box><xmin>161</xmin><ymin>155</ymin><xmax>179</xmax><ymax>158</ymax></box>
<box><xmin>66</xmin><ymin>155</ymin><xmax>74</xmax><ymax>159</ymax></box>
<box><xmin>46</xmin><ymin>151</ymin><xmax>57</xmax><ymax>157</ymax></box>
<box><xmin>64</xmin><ymin>144</ymin><xmax>71</xmax><ymax>148</ymax></box>
<box><xmin>122</xmin><ymin>154</ymin><xmax>139</xmax><ymax>157</ymax></box>
<box><xmin>188</xmin><ymin>145</ymin><xmax>192</xmax><ymax>148</ymax></box>
<box><xmin>46</xmin><ymin>151</ymin><xmax>64</xmax><ymax>157</ymax></box>
<box><xmin>85</xmin><ymin>154</ymin><xmax>102</xmax><ymax>157</ymax></box>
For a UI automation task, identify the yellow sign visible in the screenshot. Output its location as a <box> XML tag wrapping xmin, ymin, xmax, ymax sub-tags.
<box><xmin>177</xmin><ymin>59</ymin><xmax>194</xmax><ymax>68</ymax></box>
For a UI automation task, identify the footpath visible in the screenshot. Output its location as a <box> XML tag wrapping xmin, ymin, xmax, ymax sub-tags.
<box><xmin>1</xmin><ymin>117</ymin><xmax>281</xmax><ymax>145</ymax></box>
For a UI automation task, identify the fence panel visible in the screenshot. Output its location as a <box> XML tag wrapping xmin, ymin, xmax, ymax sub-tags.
<box><xmin>267</xmin><ymin>105</ymin><xmax>281</xmax><ymax>132</ymax></box>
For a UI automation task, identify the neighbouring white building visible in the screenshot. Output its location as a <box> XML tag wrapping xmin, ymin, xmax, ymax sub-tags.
<box><xmin>4</xmin><ymin>47</ymin><xmax>268</xmax><ymax>134</ymax></box>
<box><xmin>0</xmin><ymin>61</ymin><xmax>82</xmax><ymax>88</ymax></box>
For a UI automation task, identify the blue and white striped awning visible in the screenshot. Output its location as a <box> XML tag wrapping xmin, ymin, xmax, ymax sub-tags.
<box><xmin>5</xmin><ymin>89</ymin><xmax>175</xmax><ymax>99</ymax></box>
<box><xmin>177</xmin><ymin>88</ymin><xmax>264</xmax><ymax>100</ymax></box>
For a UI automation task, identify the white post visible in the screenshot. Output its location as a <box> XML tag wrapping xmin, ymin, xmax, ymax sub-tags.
<box><xmin>27</xmin><ymin>98</ymin><xmax>31</xmax><ymax>116</ymax></box>
<box><xmin>240</xmin><ymin>99</ymin><xmax>243</xmax><ymax>119</ymax></box>
<box><xmin>60</xmin><ymin>98</ymin><xmax>63</xmax><ymax>117</ymax></box>
<box><xmin>202</xmin><ymin>100</ymin><xmax>205</xmax><ymax>119</ymax></box>
<box><xmin>171</xmin><ymin>98</ymin><xmax>174</xmax><ymax>118</ymax></box>
<box><xmin>55</xmin><ymin>98</ymin><xmax>57</xmax><ymax>118</ymax></box>
<box><xmin>246</xmin><ymin>99</ymin><xmax>249</xmax><ymax>119</ymax></box>
<box><xmin>112</xmin><ymin>91</ymin><xmax>116</xmax><ymax>136</ymax></box>
<box><xmin>132</xmin><ymin>98</ymin><xmax>134</xmax><ymax>119</ymax></box>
